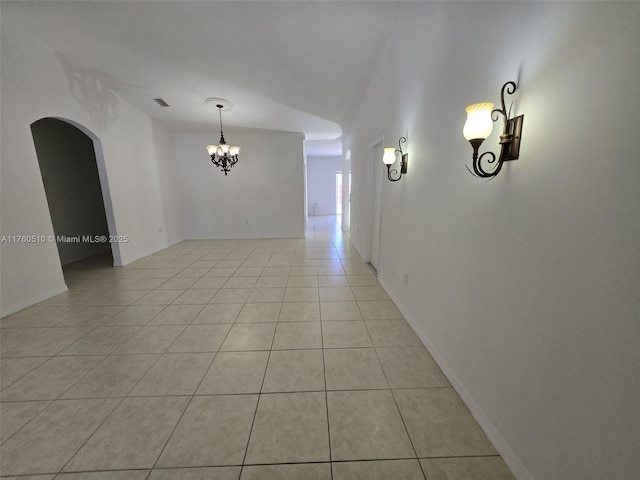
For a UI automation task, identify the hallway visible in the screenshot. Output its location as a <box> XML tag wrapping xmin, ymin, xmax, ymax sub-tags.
<box><xmin>0</xmin><ymin>216</ymin><xmax>514</xmax><ymax>479</ymax></box>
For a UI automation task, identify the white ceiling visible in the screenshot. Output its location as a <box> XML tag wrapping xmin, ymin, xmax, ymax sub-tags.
<box><xmin>3</xmin><ymin>0</ymin><xmax>409</xmax><ymax>156</ymax></box>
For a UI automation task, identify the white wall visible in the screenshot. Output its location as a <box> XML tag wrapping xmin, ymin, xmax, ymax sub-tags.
<box><xmin>0</xmin><ymin>18</ymin><xmax>184</xmax><ymax>316</ymax></box>
<box><xmin>152</xmin><ymin>120</ymin><xmax>184</xmax><ymax>248</ymax></box>
<box><xmin>307</xmin><ymin>155</ymin><xmax>342</xmax><ymax>216</ymax></box>
<box><xmin>175</xmin><ymin>131</ymin><xmax>305</xmax><ymax>239</ymax></box>
<box><xmin>346</xmin><ymin>2</ymin><xmax>639</xmax><ymax>480</ymax></box>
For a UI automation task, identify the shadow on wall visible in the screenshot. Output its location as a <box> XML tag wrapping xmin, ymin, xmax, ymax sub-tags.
<box><xmin>55</xmin><ymin>53</ymin><xmax>134</xmax><ymax>130</ymax></box>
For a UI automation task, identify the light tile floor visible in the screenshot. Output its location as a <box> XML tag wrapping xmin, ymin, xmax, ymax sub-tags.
<box><xmin>0</xmin><ymin>216</ymin><xmax>516</xmax><ymax>479</ymax></box>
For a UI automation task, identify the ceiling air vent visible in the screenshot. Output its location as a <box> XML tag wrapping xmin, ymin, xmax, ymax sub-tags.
<box><xmin>154</xmin><ymin>98</ymin><xmax>170</xmax><ymax>107</ymax></box>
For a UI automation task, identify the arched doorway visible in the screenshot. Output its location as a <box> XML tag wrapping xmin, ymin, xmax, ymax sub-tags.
<box><xmin>30</xmin><ymin>117</ymin><xmax>121</xmax><ymax>270</ymax></box>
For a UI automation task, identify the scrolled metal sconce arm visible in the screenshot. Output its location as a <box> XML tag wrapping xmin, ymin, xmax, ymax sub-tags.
<box><xmin>465</xmin><ymin>81</ymin><xmax>524</xmax><ymax>179</ymax></box>
<box><xmin>385</xmin><ymin>136</ymin><xmax>408</xmax><ymax>182</ymax></box>
<box><xmin>211</xmin><ymin>152</ymin><xmax>239</xmax><ymax>176</ymax></box>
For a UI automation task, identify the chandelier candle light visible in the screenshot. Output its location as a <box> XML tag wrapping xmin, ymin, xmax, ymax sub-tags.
<box><xmin>205</xmin><ymin>97</ymin><xmax>240</xmax><ymax>176</ymax></box>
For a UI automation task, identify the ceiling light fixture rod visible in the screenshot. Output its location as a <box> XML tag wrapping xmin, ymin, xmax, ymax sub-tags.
<box><xmin>217</xmin><ymin>104</ymin><xmax>226</xmax><ymax>144</ymax></box>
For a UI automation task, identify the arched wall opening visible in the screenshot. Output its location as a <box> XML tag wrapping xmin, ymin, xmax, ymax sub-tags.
<box><xmin>30</xmin><ymin>117</ymin><xmax>122</xmax><ymax>269</ymax></box>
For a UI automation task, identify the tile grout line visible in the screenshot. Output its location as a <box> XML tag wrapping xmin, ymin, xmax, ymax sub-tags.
<box><xmin>146</xmin><ymin>310</ymin><xmax>235</xmax><ymax>475</ymax></box>
<box><xmin>238</xmin><ymin>248</ymin><xmax>280</xmax><ymax>478</ymax></box>
<box><xmin>55</xmin><ymin>315</ymin><xmax>196</xmax><ymax>476</ymax></box>
<box><xmin>136</xmin><ymin>245</ymin><xmax>252</xmax><ymax>478</ymax></box>
<box><xmin>320</xmin><ymin>241</ymin><xmax>334</xmax><ymax>480</ymax></box>
<box><xmin>53</xmin><ymin>284</ymin><xmax>222</xmax><ymax>476</ymax></box>
<box><xmin>3</xmin><ymin>228</ymin><xmax>410</xmax><ymax>478</ymax></box>
<box><xmin>362</xmin><ymin>313</ymin><xmax>429</xmax><ymax>480</ymax></box>
<box><xmin>0</xmin><ymin>397</ymin><xmax>55</xmax><ymax>448</ymax></box>
<box><xmin>57</xmin><ymin>394</ymin><xmax>128</xmax><ymax>476</ymax></box>
<box><xmin>0</xmin><ymin>355</ymin><xmax>52</xmax><ymax>393</ymax></box>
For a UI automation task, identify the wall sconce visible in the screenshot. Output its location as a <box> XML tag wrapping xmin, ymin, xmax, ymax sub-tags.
<box><xmin>463</xmin><ymin>81</ymin><xmax>524</xmax><ymax>178</ymax></box>
<box><xmin>382</xmin><ymin>136</ymin><xmax>408</xmax><ymax>182</ymax></box>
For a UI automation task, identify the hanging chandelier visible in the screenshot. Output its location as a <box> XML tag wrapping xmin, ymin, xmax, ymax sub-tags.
<box><xmin>205</xmin><ymin>98</ymin><xmax>240</xmax><ymax>176</ymax></box>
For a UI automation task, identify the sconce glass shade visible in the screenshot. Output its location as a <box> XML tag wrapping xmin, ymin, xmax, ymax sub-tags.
<box><xmin>382</xmin><ymin>147</ymin><xmax>396</xmax><ymax>165</ymax></box>
<box><xmin>229</xmin><ymin>146</ymin><xmax>241</xmax><ymax>156</ymax></box>
<box><xmin>463</xmin><ymin>102</ymin><xmax>495</xmax><ymax>140</ymax></box>
<box><xmin>206</xmin><ymin>145</ymin><xmax>216</xmax><ymax>155</ymax></box>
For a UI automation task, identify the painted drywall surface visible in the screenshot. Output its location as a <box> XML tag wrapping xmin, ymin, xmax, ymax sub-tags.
<box><xmin>31</xmin><ymin>118</ymin><xmax>111</xmax><ymax>265</ymax></box>
<box><xmin>346</xmin><ymin>2</ymin><xmax>639</xmax><ymax>480</ymax></box>
<box><xmin>347</xmin><ymin>36</ymin><xmax>395</xmax><ymax>263</ymax></box>
<box><xmin>151</xmin><ymin>119</ymin><xmax>184</xmax><ymax>248</ymax></box>
<box><xmin>306</xmin><ymin>155</ymin><xmax>343</xmax><ymax>216</ymax></box>
<box><xmin>174</xmin><ymin>131</ymin><xmax>304</xmax><ymax>239</ymax></box>
<box><xmin>0</xmin><ymin>19</ymin><xmax>184</xmax><ymax>316</ymax></box>
<box><xmin>97</xmin><ymin>110</ymin><xmax>184</xmax><ymax>263</ymax></box>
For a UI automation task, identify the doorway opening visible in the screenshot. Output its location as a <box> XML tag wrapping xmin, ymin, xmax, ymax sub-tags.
<box><xmin>30</xmin><ymin>118</ymin><xmax>121</xmax><ymax>275</ymax></box>
<box><xmin>336</xmin><ymin>170</ymin><xmax>352</xmax><ymax>226</ymax></box>
<box><xmin>342</xmin><ymin>150</ymin><xmax>352</xmax><ymax>232</ymax></box>
<box><xmin>368</xmin><ymin>138</ymin><xmax>384</xmax><ymax>274</ymax></box>
<box><xmin>336</xmin><ymin>171</ymin><xmax>343</xmax><ymax>216</ymax></box>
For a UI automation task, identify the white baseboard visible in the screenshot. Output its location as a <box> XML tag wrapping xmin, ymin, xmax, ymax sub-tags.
<box><xmin>350</xmin><ymin>238</ymin><xmax>370</xmax><ymax>264</ymax></box>
<box><xmin>377</xmin><ymin>276</ymin><xmax>534</xmax><ymax>480</ymax></box>
<box><xmin>1</xmin><ymin>283</ymin><xmax>69</xmax><ymax>318</ymax></box>
<box><xmin>1</xmin><ymin>240</ymin><xmax>185</xmax><ymax>315</ymax></box>
<box><xmin>185</xmin><ymin>233</ymin><xmax>304</xmax><ymax>240</ymax></box>
<box><xmin>118</xmin><ymin>238</ymin><xmax>185</xmax><ymax>266</ymax></box>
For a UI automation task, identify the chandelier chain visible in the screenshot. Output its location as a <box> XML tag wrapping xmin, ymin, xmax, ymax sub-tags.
<box><xmin>218</xmin><ymin>105</ymin><xmax>225</xmax><ymax>142</ymax></box>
